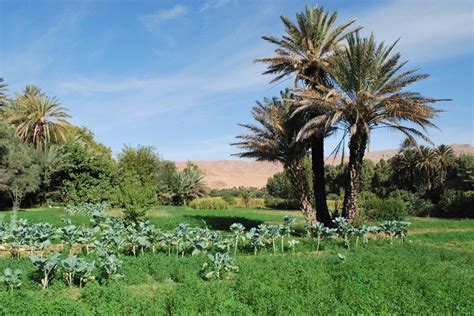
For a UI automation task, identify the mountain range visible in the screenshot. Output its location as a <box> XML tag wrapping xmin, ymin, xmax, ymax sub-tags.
<box><xmin>176</xmin><ymin>144</ymin><xmax>474</xmax><ymax>189</ymax></box>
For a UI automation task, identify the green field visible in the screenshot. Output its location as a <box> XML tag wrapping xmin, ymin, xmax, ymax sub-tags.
<box><xmin>0</xmin><ymin>207</ymin><xmax>473</xmax><ymax>314</ymax></box>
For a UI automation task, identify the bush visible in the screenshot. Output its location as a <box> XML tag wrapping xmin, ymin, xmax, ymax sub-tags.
<box><xmin>435</xmin><ymin>189</ymin><xmax>473</xmax><ymax>218</ymax></box>
<box><xmin>233</xmin><ymin>198</ymin><xmax>266</xmax><ymax>209</ymax></box>
<box><xmin>220</xmin><ymin>193</ymin><xmax>236</xmax><ymax>206</ymax></box>
<box><xmin>361</xmin><ymin>196</ymin><xmax>407</xmax><ymax>220</ymax></box>
<box><xmin>264</xmin><ymin>196</ymin><xmax>299</xmax><ymax>210</ymax></box>
<box><xmin>116</xmin><ymin>173</ymin><xmax>157</xmax><ymax>223</ymax></box>
<box><xmin>409</xmin><ymin>197</ymin><xmax>434</xmax><ymax>216</ymax></box>
<box><xmin>189</xmin><ymin>197</ymin><xmax>229</xmax><ymax>210</ymax></box>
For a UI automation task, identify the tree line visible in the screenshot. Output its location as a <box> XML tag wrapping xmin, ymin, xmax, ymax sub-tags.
<box><xmin>0</xmin><ymin>81</ymin><xmax>207</xmax><ymax>221</ymax></box>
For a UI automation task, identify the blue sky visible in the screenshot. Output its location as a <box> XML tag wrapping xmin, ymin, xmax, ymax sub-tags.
<box><xmin>1</xmin><ymin>0</ymin><xmax>473</xmax><ymax>160</ymax></box>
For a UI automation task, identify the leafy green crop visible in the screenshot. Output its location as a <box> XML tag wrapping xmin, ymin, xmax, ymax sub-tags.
<box><xmin>201</xmin><ymin>252</ymin><xmax>239</xmax><ymax>280</ymax></box>
<box><xmin>30</xmin><ymin>252</ymin><xmax>60</xmax><ymax>289</ymax></box>
<box><xmin>1</xmin><ymin>268</ymin><xmax>22</xmax><ymax>290</ymax></box>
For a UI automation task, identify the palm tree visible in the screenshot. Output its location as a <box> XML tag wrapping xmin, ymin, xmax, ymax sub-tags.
<box><xmin>174</xmin><ymin>162</ymin><xmax>208</xmax><ymax>206</ymax></box>
<box><xmin>303</xmin><ymin>33</ymin><xmax>446</xmax><ymax>221</ymax></box>
<box><xmin>434</xmin><ymin>144</ymin><xmax>454</xmax><ymax>187</ymax></box>
<box><xmin>0</xmin><ymin>77</ymin><xmax>7</xmax><ymax>109</ymax></box>
<box><xmin>255</xmin><ymin>5</ymin><xmax>359</xmax><ymax>226</ymax></box>
<box><xmin>4</xmin><ymin>85</ymin><xmax>72</xmax><ymax>151</ymax></box>
<box><xmin>233</xmin><ymin>91</ymin><xmax>316</xmax><ymax>223</ymax></box>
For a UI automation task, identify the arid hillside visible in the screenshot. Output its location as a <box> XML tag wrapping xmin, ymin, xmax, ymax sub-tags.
<box><xmin>176</xmin><ymin>144</ymin><xmax>474</xmax><ymax>189</ymax></box>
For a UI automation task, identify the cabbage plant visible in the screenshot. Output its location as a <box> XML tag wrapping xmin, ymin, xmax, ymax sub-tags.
<box><xmin>99</xmin><ymin>253</ymin><xmax>123</xmax><ymax>281</ymax></box>
<box><xmin>61</xmin><ymin>255</ymin><xmax>96</xmax><ymax>287</ymax></box>
<box><xmin>56</xmin><ymin>219</ymin><xmax>79</xmax><ymax>254</ymax></box>
<box><xmin>354</xmin><ymin>226</ymin><xmax>369</xmax><ymax>248</ymax></box>
<box><xmin>201</xmin><ymin>252</ymin><xmax>239</xmax><ymax>280</ymax></box>
<box><xmin>76</xmin><ymin>227</ymin><xmax>95</xmax><ymax>254</ymax></box>
<box><xmin>306</xmin><ymin>222</ymin><xmax>333</xmax><ymax>252</ymax></box>
<box><xmin>280</xmin><ymin>216</ymin><xmax>296</xmax><ymax>253</ymax></box>
<box><xmin>380</xmin><ymin>221</ymin><xmax>410</xmax><ymax>244</ymax></box>
<box><xmin>1</xmin><ymin>268</ymin><xmax>22</xmax><ymax>290</ymax></box>
<box><xmin>287</xmin><ymin>239</ymin><xmax>300</xmax><ymax>253</ymax></box>
<box><xmin>30</xmin><ymin>252</ymin><xmax>60</xmax><ymax>289</ymax></box>
<box><xmin>268</xmin><ymin>225</ymin><xmax>281</xmax><ymax>254</ymax></box>
<box><xmin>333</xmin><ymin>217</ymin><xmax>355</xmax><ymax>249</ymax></box>
<box><xmin>230</xmin><ymin>223</ymin><xmax>245</xmax><ymax>256</ymax></box>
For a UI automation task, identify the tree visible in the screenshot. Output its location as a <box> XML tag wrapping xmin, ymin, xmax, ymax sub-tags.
<box><xmin>117</xmin><ymin>145</ymin><xmax>162</xmax><ymax>185</ymax></box>
<box><xmin>266</xmin><ymin>172</ymin><xmax>295</xmax><ymax>200</ymax></box>
<box><xmin>0</xmin><ymin>123</ymin><xmax>40</xmax><ymax>213</ymax></box>
<box><xmin>172</xmin><ymin>162</ymin><xmax>207</xmax><ymax>206</ymax></box>
<box><xmin>255</xmin><ymin>5</ymin><xmax>358</xmax><ymax>226</ymax></box>
<box><xmin>52</xmin><ymin>128</ymin><xmax>118</xmax><ymax>204</ymax></box>
<box><xmin>4</xmin><ymin>85</ymin><xmax>72</xmax><ymax>150</ymax></box>
<box><xmin>434</xmin><ymin>144</ymin><xmax>455</xmax><ymax>187</ymax></box>
<box><xmin>449</xmin><ymin>155</ymin><xmax>474</xmax><ymax>191</ymax></box>
<box><xmin>117</xmin><ymin>172</ymin><xmax>157</xmax><ymax>223</ymax></box>
<box><xmin>371</xmin><ymin>159</ymin><xmax>392</xmax><ymax>195</ymax></box>
<box><xmin>305</xmin><ymin>33</ymin><xmax>445</xmax><ymax>221</ymax></box>
<box><xmin>233</xmin><ymin>91</ymin><xmax>316</xmax><ymax>223</ymax></box>
<box><xmin>0</xmin><ymin>77</ymin><xmax>7</xmax><ymax>110</ymax></box>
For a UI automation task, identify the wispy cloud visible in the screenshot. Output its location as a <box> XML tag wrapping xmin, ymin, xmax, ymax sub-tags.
<box><xmin>200</xmin><ymin>0</ymin><xmax>231</xmax><ymax>12</ymax></box>
<box><xmin>2</xmin><ymin>6</ymin><xmax>88</xmax><ymax>81</ymax></box>
<box><xmin>139</xmin><ymin>4</ymin><xmax>188</xmax><ymax>29</ymax></box>
<box><xmin>358</xmin><ymin>0</ymin><xmax>474</xmax><ymax>62</ymax></box>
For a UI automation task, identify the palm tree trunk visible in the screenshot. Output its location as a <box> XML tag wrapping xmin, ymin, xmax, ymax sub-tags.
<box><xmin>286</xmin><ymin>162</ymin><xmax>317</xmax><ymax>224</ymax></box>
<box><xmin>311</xmin><ymin>137</ymin><xmax>332</xmax><ymax>227</ymax></box>
<box><xmin>342</xmin><ymin>132</ymin><xmax>368</xmax><ymax>222</ymax></box>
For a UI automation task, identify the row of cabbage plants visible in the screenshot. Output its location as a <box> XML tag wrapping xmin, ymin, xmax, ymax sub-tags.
<box><xmin>0</xmin><ymin>208</ymin><xmax>410</xmax><ymax>288</ymax></box>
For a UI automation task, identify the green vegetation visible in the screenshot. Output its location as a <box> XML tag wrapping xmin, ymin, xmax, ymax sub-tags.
<box><xmin>0</xmin><ymin>207</ymin><xmax>472</xmax><ymax>314</ymax></box>
<box><xmin>0</xmin><ymin>2</ymin><xmax>472</xmax><ymax>314</ymax></box>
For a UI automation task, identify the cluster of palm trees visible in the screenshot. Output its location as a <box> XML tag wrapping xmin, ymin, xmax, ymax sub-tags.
<box><xmin>234</xmin><ymin>5</ymin><xmax>446</xmax><ymax>225</ymax></box>
<box><xmin>0</xmin><ymin>83</ymin><xmax>73</xmax><ymax>152</ymax></box>
<box><xmin>391</xmin><ymin>141</ymin><xmax>455</xmax><ymax>193</ymax></box>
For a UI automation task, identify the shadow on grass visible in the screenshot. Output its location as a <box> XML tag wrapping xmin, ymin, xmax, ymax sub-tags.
<box><xmin>183</xmin><ymin>215</ymin><xmax>264</xmax><ymax>231</ymax></box>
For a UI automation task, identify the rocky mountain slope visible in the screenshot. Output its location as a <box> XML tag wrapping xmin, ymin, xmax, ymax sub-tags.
<box><xmin>176</xmin><ymin>144</ymin><xmax>474</xmax><ymax>189</ymax></box>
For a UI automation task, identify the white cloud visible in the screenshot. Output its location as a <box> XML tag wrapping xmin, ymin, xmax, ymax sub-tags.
<box><xmin>358</xmin><ymin>0</ymin><xmax>474</xmax><ymax>62</ymax></box>
<box><xmin>139</xmin><ymin>4</ymin><xmax>188</xmax><ymax>29</ymax></box>
<box><xmin>200</xmin><ymin>0</ymin><xmax>231</xmax><ymax>12</ymax></box>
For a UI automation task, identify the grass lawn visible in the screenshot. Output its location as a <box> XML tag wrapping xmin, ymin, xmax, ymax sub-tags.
<box><xmin>0</xmin><ymin>207</ymin><xmax>473</xmax><ymax>314</ymax></box>
<box><xmin>0</xmin><ymin>206</ymin><xmax>305</xmax><ymax>230</ymax></box>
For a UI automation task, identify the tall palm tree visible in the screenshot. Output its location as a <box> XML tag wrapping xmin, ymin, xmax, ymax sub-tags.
<box><xmin>233</xmin><ymin>91</ymin><xmax>316</xmax><ymax>223</ymax></box>
<box><xmin>303</xmin><ymin>33</ymin><xmax>446</xmax><ymax>221</ymax></box>
<box><xmin>434</xmin><ymin>144</ymin><xmax>454</xmax><ymax>187</ymax></box>
<box><xmin>0</xmin><ymin>77</ymin><xmax>7</xmax><ymax>110</ymax></box>
<box><xmin>5</xmin><ymin>85</ymin><xmax>72</xmax><ymax>151</ymax></box>
<box><xmin>255</xmin><ymin>5</ymin><xmax>359</xmax><ymax>226</ymax></box>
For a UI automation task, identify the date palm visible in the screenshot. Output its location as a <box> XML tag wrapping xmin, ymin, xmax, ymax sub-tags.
<box><xmin>233</xmin><ymin>90</ymin><xmax>316</xmax><ymax>223</ymax></box>
<box><xmin>0</xmin><ymin>77</ymin><xmax>7</xmax><ymax>109</ymax></box>
<box><xmin>5</xmin><ymin>85</ymin><xmax>72</xmax><ymax>151</ymax></box>
<box><xmin>303</xmin><ymin>33</ymin><xmax>446</xmax><ymax>221</ymax></box>
<box><xmin>434</xmin><ymin>144</ymin><xmax>454</xmax><ymax>187</ymax></box>
<box><xmin>255</xmin><ymin>5</ymin><xmax>359</xmax><ymax>226</ymax></box>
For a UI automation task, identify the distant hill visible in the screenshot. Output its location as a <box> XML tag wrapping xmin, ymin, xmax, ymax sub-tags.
<box><xmin>176</xmin><ymin>144</ymin><xmax>474</xmax><ymax>189</ymax></box>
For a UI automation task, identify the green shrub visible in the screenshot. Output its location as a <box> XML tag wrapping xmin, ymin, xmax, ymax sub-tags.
<box><xmin>409</xmin><ymin>196</ymin><xmax>434</xmax><ymax>216</ymax></box>
<box><xmin>117</xmin><ymin>173</ymin><xmax>157</xmax><ymax>223</ymax></box>
<box><xmin>436</xmin><ymin>189</ymin><xmax>473</xmax><ymax>218</ymax></box>
<box><xmin>189</xmin><ymin>197</ymin><xmax>229</xmax><ymax>210</ymax></box>
<box><xmin>220</xmin><ymin>193</ymin><xmax>236</xmax><ymax>206</ymax></box>
<box><xmin>233</xmin><ymin>197</ymin><xmax>265</xmax><ymax>209</ymax></box>
<box><xmin>361</xmin><ymin>196</ymin><xmax>407</xmax><ymax>220</ymax></box>
<box><xmin>264</xmin><ymin>196</ymin><xmax>298</xmax><ymax>210</ymax></box>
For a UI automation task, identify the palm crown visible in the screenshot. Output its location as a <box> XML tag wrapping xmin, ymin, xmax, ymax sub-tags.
<box><xmin>5</xmin><ymin>85</ymin><xmax>72</xmax><ymax>150</ymax></box>
<box><xmin>256</xmin><ymin>5</ymin><xmax>358</xmax><ymax>87</ymax></box>
<box><xmin>232</xmin><ymin>90</ymin><xmax>306</xmax><ymax>165</ymax></box>
<box><xmin>303</xmin><ymin>33</ymin><xmax>445</xmax><ymax>144</ymax></box>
